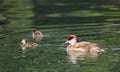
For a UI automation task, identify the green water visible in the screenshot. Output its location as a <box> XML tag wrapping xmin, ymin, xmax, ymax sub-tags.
<box><xmin>0</xmin><ymin>0</ymin><xmax>120</xmax><ymax>72</ymax></box>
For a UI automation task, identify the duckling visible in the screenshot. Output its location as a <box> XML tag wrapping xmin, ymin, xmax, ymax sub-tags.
<box><xmin>32</xmin><ymin>29</ymin><xmax>43</xmax><ymax>41</ymax></box>
<box><xmin>21</xmin><ymin>38</ymin><xmax>38</xmax><ymax>51</ymax></box>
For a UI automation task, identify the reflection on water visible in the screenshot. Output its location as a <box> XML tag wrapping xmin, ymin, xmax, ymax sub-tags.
<box><xmin>67</xmin><ymin>51</ymin><xmax>102</xmax><ymax>64</ymax></box>
<box><xmin>0</xmin><ymin>0</ymin><xmax>120</xmax><ymax>72</ymax></box>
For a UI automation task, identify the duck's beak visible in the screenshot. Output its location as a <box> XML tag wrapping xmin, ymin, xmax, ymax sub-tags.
<box><xmin>61</xmin><ymin>41</ymin><xmax>69</xmax><ymax>46</ymax></box>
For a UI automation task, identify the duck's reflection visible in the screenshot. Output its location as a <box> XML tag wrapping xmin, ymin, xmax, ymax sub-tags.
<box><xmin>67</xmin><ymin>51</ymin><xmax>102</xmax><ymax>64</ymax></box>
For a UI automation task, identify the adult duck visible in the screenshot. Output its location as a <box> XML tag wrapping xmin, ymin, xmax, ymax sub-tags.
<box><xmin>63</xmin><ymin>35</ymin><xmax>104</xmax><ymax>64</ymax></box>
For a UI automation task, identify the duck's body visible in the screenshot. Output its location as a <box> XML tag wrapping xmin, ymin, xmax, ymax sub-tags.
<box><xmin>21</xmin><ymin>38</ymin><xmax>38</xmax><ymax>51</ymax></box>
<box><xmin>64</xmin><ymin>35</ymin><xmax>104</xmax><ymax>64</ymax></box>
<box><xmin>32</xmin><ymin>30</ymin><xmax>43</xmax><ymax>41</ymax></box>
<box><xmin>67</xmin><ymin>41</ymin><xmax>102</xmax><ymax>55</ymax></box>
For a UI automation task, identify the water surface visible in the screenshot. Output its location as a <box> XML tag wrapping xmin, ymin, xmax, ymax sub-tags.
<box><xmin>0</xmin><ymin>0</ymin><xmax>120</xmax><ymax>72</ymax></box>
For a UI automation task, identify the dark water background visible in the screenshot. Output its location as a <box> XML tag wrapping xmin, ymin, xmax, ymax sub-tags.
<box><xmin>0</xmin><ymin>0</ymin><xmax>120</xmax><ymax>72</ymax></box>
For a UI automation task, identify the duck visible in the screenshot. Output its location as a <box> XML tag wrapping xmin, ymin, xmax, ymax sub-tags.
<box><xmin>21</xmin><ymin>38</ymin><xmax>38</xmax><ymax>51</ymax></box>
<box><xmin>63</xmin><ymin>35</ymin><xmax>104</xmax><ymax>64</ymax></box>
<box><xmin>32</xmin><ymin>29</ymin><xmax>44</xmax><ymax>41</ymax></box>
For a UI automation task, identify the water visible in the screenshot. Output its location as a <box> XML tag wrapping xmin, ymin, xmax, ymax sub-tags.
<box><xmin>0</xmin><ymin>0</ymin><xmax>120</xmax><ymax>72</ymax></box>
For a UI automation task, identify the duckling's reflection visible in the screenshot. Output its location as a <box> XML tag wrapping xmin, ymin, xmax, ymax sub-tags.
<box><xmin>22</xmin><ymin>47</ymin><xmax>26</xmax><ymax>57</ymax></box>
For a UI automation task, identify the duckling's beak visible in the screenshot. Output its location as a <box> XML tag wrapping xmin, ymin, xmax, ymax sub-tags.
<box><xmin>21</xmin><ymin>40</ymin><xmax>24</xmax><ymax>44</ymax></box>
<box><xmin>21</xmin><ymin>41</ymin><xmax>23</xmax><ymax>44</ymax></box>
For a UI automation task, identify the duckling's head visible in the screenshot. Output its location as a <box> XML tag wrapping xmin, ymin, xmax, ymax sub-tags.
<box><xmin>32</xmin><ymin>29</ymin><xmax>36</xmax><ymax>33</ymax></box>
<box><xmin>21</xmin><ymin>38</ymin><xmax>28</xmax><ymax>44</ymax></box>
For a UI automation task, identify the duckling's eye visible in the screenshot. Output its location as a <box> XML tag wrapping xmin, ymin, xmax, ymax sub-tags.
<box><xmin>68</xmin><ymin>36</ymin><xmax>73</xmax><ymax>40</ymax></box>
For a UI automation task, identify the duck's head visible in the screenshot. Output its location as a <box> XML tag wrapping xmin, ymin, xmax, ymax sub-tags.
<box><xmin>63</xmin><ymin>35</ymin><xmax>78</xmax><ymax>45</ymax></box>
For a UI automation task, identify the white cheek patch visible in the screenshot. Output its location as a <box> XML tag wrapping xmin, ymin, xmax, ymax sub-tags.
<box><xmin>69</xmin><ymin>39</ymin><xmax>77</xmax><ymax>45</ymax></box>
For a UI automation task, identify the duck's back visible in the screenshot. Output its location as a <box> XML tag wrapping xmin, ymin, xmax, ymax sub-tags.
<box><xmin>79</xmin><ymin>41</ymin><xmax>103</xmax><ymax>53</ymax></box>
